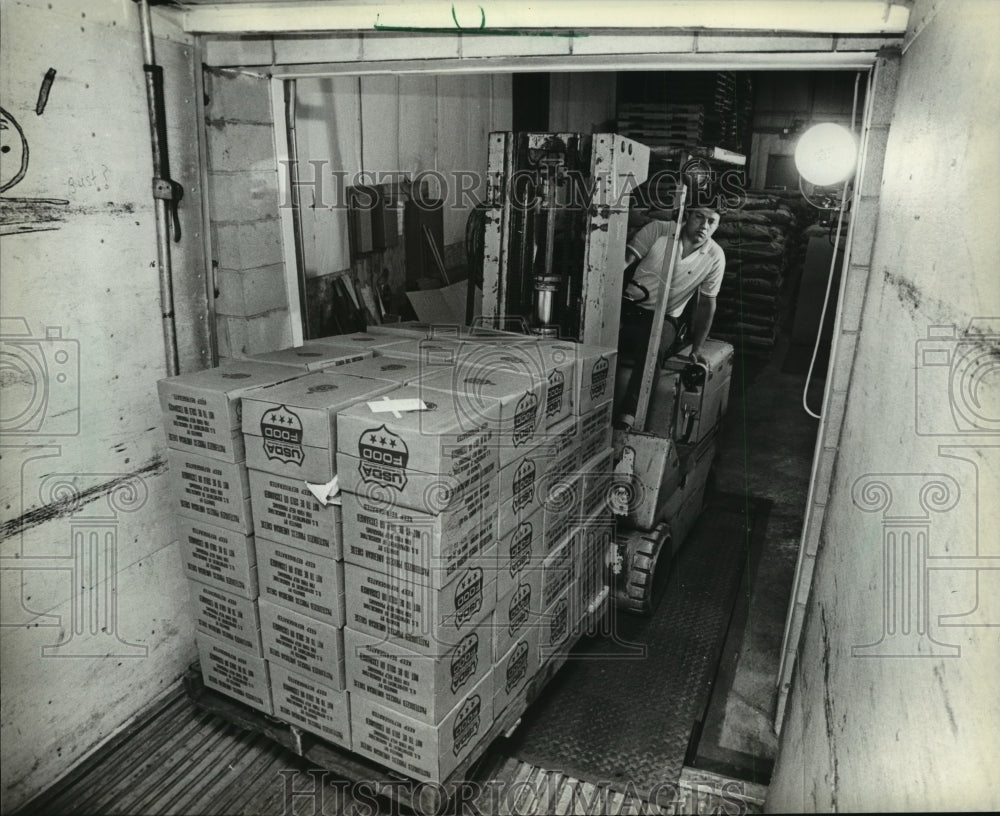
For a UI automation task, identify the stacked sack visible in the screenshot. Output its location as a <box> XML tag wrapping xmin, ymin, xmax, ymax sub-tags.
<box><xmin>158</xmin><ymin>335</ymin><xmax>401</xmax><ymax>720</ymax></box>
<box><xmin>711</xmin><ymin>192</ymin><xmax>811</xmax><ymax>354</ymax></box>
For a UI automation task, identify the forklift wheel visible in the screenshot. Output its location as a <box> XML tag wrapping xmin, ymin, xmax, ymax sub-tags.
<box><xmin>614</xmin><ymin>522</ymin><xmax>672</xmax><ymax>616</ymax></box>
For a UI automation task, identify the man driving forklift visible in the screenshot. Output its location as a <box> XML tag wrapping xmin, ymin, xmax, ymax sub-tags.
<box><xmin>616</xmin><ymin>193</ymin><xmax>726</xmax><ymax>430</ymax></box>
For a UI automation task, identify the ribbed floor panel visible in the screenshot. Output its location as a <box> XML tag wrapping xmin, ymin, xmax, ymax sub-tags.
<box><xmin>19</xmin><ymin>688</ymin><xmax>695</xmax><ymax>816</ymax></box>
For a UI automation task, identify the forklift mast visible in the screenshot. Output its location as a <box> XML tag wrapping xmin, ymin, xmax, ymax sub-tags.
<box><xmin>480</xmin><ymin>132</ymin><xmax>649</xmax><ymax>348</ymax></box>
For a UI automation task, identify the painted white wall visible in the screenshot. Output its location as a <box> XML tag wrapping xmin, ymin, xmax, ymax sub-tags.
<box><xmin>294</xmin><ymin>73</ymin><xmax>513</xmax><ymax>277</ymax></box>
<box><xmin>0</xmin><ymin>1</ymin><xmax>208</xmax><ymax>809</ymax></box>
<box><xmin>767</xmin><ymin>0</ymin><xmax>1000</xmax><ymax>811</ymax></box>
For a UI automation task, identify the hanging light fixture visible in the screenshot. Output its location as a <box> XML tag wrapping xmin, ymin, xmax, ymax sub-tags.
<box><xmin>794</xmin><ymin>122</ymin><xmax>858</xmax><ymax>187</ymax></box>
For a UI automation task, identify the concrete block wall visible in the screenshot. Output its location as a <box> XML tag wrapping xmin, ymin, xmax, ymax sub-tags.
<box><xmin>204</xmin><ymin>69</ymin><xmax>291</xmax><ymax>358</ymax></box>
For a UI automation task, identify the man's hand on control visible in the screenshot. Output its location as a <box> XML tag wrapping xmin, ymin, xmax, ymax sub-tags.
<box><xmin>689</xmin><ymin>348</ymin><xmax>711</xmax><ymax>371</ymax></box>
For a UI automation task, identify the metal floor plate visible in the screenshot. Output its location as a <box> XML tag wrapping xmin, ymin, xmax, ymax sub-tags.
<box><xmin>501</xmin><ymin>493</ymin><xmax>768</xmax><ymax>803</ymax></box>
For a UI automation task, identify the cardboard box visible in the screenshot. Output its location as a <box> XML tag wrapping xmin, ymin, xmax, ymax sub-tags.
<box><xmin>579</xmin><ymin>447</ymin><xmax>615</xmax><ymax>520</ymax></box>
<box><xmin>268</xmin><ymin>662</ymin><xmax>351</xmax><ymax>749</ymax></box>
<box><xmin>419</xmin><ymin>365</ymin><xmax>547</xmax><ymax>467</ymax></box>
<box><xmin>367</xmin><ymin>322</ymin><xmax>539</xmax><ymax>343</ymax></box>
<box><xmin>343</xmin><ymin>559</ymin><xmax>496</xmax><ymax>655</ymax></box>
<box><xmin>350</xmin><ymin>670</ymin><xmax>493</xmax><ymax>783</ymax></box>
<box><xmin>538</xmin><ymin>591</ymin><xmax>574</xmax><ymax>665</ymax></box>
<box><xmin>495</xmin><ymin>506</ymin><xmax>545</xmax><ymax>603</ymax></box>
<box><xmin>494</xmin><ymin>569</ymin><xmax>544</xmax><ymax>662</ymax></box>
<box><xmin>336</xmin><ymin>386</ymin><xmax>499</xmax><ymax>516</ymax></box>
<box><xmin>259</xmin><ymin>599</ymin><xmax>345</xmax><ymax>690</ymax></box>
<box><xmin>341</xmin><ymin>480</ymin><xmax>498</xmax><ymax>590</ymax></box>
<box><xmin>192</xmin><ymin>583</ymin><xmax>263</xmax><ymax>656</ymax></box>
<box><xmin>545</xmin><ymin>415</ymin><xmax>580</xmax><ymax>483</ymax></box>
<box><xmin>450</xmin><ymin>342</ymin><xmax>573</xmax><ymax>429</ymax></box>
<box><xmin>495</xmin><ymin>436</ymin><xmax>552</xmax><ymax>538</ymax></box>
<box><xmin>493</xmin><ymin>628</ymin><xmax>540</xmax><ymax>719</ymax></box>
<box><xmin>197</xmin><ymin>633</ymin><xmax>272</xmax><ymax>715</ymax></box>
<box><xmin>257</xmin><ymin>538</ymin><xmax>346</xmax><ymax>627</ymax></box>
<box><xmin>176</xmin><ymin>517</ymin><xmax>258</xmax><ymax>599</ymax></box>
<box><xmin>158</xmin><ymin>362</ymin><xmax>302</xmax><ymax>462</ymax></box>
<box><xmin>311</xmin><ymin>331</ymin><xmax>412</xmax><ymax>356</ymax></box>
<box><xmin>535</xmin><ymin>340</ymin><xmax>616</xmax><ymax>415</ymax></box>
<box><xmin>541</xmin><ymin>535</ymin><xmax>577</xmax><ymax>612</ymax></box>
<box><xmin>248</xmin><ymin>468</ymin><xmax>342</xmax><ymax>560</ymax></box>
<box><xmin>249</xmin><ymin>342</ymin><xmax>372</xmax><ymax>371</ymax></box>
<box><xmin>329</xmin><ymin>354</ymin><xmax>426</xmax><ymax>387</ymax></box>
<box><xmin>364</xmin><ymin>337</ymin><xmax>466</xmax><ymax>367</ymax></box>
<box><xmin>540</xmin><ymin>472</ymin><xmax>584</xmax><ymax>555</ymax></box>
<box><xmin>242</xmin><ymin>371</ymin><xmax>399</xmax><ymax>483</ymax></box>
<box><xmin>578</xmin><ymin>401</ymin><xmax>613</xmax><ymax>467</ymax></box>
<box><xmin>167</xmin><ymin>448</ymin><xmax>252</xmax><ymax>534</ymax></box>
<box><xmin>344</xmin><ymin>620</ymin><xmax>492</xmax><ymax>725</ymax></box>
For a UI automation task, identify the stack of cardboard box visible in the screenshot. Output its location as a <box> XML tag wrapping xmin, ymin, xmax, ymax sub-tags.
<box><xmin>162</xmin><ymin>328</ymin><xmax>618</xmax><ymax>786</ymax></box>
<box><xmin>239</xmin><ymin>352</ymin><xmax>404</xmax><ymax>748</ymax></box>
<box><xmin>158</xmin><ymin>360</ymin><xmax>304</xmax><ymax>715</ymax></box>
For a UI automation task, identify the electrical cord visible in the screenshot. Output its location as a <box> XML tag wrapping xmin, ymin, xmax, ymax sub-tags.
<box><xmin>801</xmin><ymin>70</ymin><xmax>861</xmax><ymax>420</ymax></box>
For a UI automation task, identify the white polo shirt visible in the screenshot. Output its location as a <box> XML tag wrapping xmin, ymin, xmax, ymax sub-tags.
<box><xmin>626</xmin><ymin>220</ymin><xmax>726</xmax><ymax>317</ymax></box>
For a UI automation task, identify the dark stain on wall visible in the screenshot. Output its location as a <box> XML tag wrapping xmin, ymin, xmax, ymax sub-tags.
<box><xmin>883</xmin><ymin>268</ymin><xmax>923</xmax><ymax>313</ymax></box>
<box><xmin>0</xmin><ymin>456</ymin><xmax>166</xmax><ymax>542</ymax></box>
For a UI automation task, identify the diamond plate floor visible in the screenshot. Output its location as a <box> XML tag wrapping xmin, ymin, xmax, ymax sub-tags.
<box><xmin>500</xmin><ymin>492</ymin><xmax>769</xmax><ymax>803</ymax></box>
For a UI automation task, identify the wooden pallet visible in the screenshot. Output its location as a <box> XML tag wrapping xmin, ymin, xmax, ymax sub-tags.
<box><xmin>185</xmin><ymin>593</ymin><xmax>611</xmax><ymax>816</ymax></box>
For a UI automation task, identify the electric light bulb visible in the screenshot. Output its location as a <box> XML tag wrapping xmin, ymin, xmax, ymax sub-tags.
<box><xmin>794</xmin><ymin>123</ymin><xmax>858</xmax><ymax>186</ymax></box>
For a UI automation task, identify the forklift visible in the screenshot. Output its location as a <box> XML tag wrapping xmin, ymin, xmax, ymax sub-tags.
<box><xmin>475</xmin><ymin>131</ymin><xmax>735</xmax><ymax>616</ymax></box>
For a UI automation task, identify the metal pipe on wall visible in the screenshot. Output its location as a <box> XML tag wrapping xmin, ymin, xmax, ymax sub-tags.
<box><xmin>136</xmin><ymin>0</ymin><xmax>180</xmax><ymax>376</ymax></box>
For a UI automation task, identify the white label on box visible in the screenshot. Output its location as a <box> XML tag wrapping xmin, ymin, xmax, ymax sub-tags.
<box><xmin>248</xmin><ymin>469</ymin><xmax>342</xmax><ymax>560</ymax></box>
<box><xmin>345</xmin><ymin>621</ymin><xmax>492</xmax><ymax>725</ymax></box>
<box><xmin>268</xmin><ymin>662</ymin><xmax>351</xmax><ymax>748</ymax></box>
<box><xmin>343</xmin><ymin>560</ymin><xmax>496</xmax><ymax>654</ymax></box>
<box><xmin>177</xmin><ymin>517</ymin><xmax>258</xmax><ymax>599</ymax></box>
<box><xmin>168</xmin><ymin>449</ymin><xmax>252</xmax><ymax>534</ymax></box>
<box><xmin>259</xmin><ymin>599</ymin><xmax>345</xmax><ymax>689</ymax></box>
<box><xmin>257</xmin><ymin>538</ymin><xmax>345</xmax><ymax>627</ymax></box>
<box><xmin>193</xmin><ymin>584</ymin><xmax>262</xmax><ymax>656</ymax></box>
<box><xmin>341</xmin><ymin>480</ymin><xmax>497</xmax><ymax>588</ymax></box>
<box><xmin>197</xmin><ymin>634</ymin><xmax>272</xmax><ymax>714</ymax></box>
